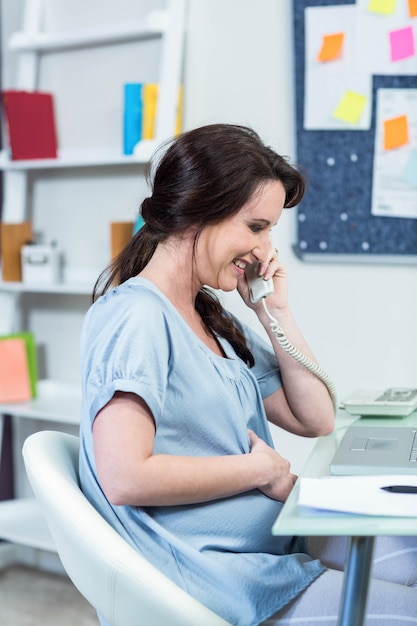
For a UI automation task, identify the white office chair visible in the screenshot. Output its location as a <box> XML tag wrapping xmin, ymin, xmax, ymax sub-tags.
<box><xmin>22</xmin><ymin>430</ymin><xmax>230</xmax><ymax>626</ymax></box>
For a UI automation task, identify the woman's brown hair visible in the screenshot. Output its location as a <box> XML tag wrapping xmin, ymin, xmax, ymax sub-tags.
<box><xmin>93</xmin><ymin>124</ymin><xmax>305</xmax><ymax>365</ymax></box>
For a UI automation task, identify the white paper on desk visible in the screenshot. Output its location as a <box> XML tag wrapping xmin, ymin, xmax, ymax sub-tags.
<box><xmin>299</xmin><ymin>475</ymin><xmax>417</xmax><ymax>517</ymax></box>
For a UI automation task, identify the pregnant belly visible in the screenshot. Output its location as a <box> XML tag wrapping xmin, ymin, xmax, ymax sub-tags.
<box><xmin>151</xmin><ymin>489</ymin><xmax>292</xmax><ymax>555</ymax></box>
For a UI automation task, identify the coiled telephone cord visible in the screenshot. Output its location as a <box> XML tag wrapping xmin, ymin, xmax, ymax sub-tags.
<box><xmin>262</xmin><ymin>298</ymin><xmax>338</xmax><ymax>412</ymax></box>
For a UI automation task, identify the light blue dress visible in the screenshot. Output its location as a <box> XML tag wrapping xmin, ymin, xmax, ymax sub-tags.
<box><xmin>79</xmin><ymin>277</ymin><xmax>324</xmax><ymax>626</ymax></box>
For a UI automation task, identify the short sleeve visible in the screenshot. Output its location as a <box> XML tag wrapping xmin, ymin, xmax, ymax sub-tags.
<box><xmin>80</xmin><ymin>288</ymin><xmax>171</xmax><ymax>427</ymax></box>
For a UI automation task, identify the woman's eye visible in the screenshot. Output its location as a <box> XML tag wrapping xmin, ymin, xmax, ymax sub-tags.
<box><xmin>249</xmin><ymin>224</ymin><xmax>263</xmax><ymax>233</ymax></box>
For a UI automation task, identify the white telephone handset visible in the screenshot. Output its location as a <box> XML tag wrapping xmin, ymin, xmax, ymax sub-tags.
<box><xmin>245</xmin><ymin>262</ymin><xmax>338</xmax><ymax>411</ymax></box>
<box><xmin>245</xmin><ymin>261</ymin><xmax>274</xmax><ymax>304</ymax></box>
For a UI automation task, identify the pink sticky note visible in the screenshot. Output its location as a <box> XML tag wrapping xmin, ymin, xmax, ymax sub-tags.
<box><xmin>0</xmin><ymin>338</ymin><xmax>31</xmax><ymax>403</ymax></box>
<box><xmin>389</xmin><ymin>26</ymin><xmax>415</xmax><ymax>61</ymax></box>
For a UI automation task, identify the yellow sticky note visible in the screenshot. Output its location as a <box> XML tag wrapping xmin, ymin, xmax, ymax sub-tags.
<box><xmin>317</xmin><ymin>32</ymin><xmax>345</xmax><ymax>62</ymax></box>
<box><xmin>368</xmin><ymin>0</ymin><xmax>397</xmax><ymax>15</ymax></box>
<box><xmin>409</xmin><ymin>0</ymin><xmax>417</xmax><ymax>18</ymax></box>
<box><xmin>333</xmin><ymin>91</ymin><xmax>367</xmax><ymax>124</ymax></box>
<box><xmin>383</xmin><ymin>115</ymin><xmax>409</xmax><ymax>150</ymax></box>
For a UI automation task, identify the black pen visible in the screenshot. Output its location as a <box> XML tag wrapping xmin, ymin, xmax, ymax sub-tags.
<box><xmin>381</xmin><ymin>485</ymin><xmax>417</xmax><ymax>494</ymax></box>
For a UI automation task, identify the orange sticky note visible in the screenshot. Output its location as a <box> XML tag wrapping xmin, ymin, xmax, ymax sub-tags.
<box><xmin>317</xmin><ymin>33</ymin><xmax>345</xmax><ymax>62</ymax></box>
<box><xmin>0</xmin><ymin>337</ymin><xmax>32</xmax><ymax>402</ymax></box>
<box><xmin>409</xmin><ymin>0</ymin><xmax>417</xmax><ymax>17</ymax></box>
<box><xmin>383</xmin><ymin>115</ymin><xmax>409</xmax><ymax>150</ymax></box>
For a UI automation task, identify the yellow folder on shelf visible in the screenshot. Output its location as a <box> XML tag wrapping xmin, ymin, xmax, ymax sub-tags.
<box><xmin>175</xmin><ymin>84</ymin><xmax>183</xmax><ymax>136</ymax></box>
<box><xmin>0</xmin><ymin>331</ymin><xmax>38</xmax><ymax>402</ymax></box>
<box><xmin>142</xmin><ymin>83</ymin><xmax>159</xmax><ymax>140</ymax></box>
<box><xmin>141</xmin><ymin>83</ymin><xmax>183</xmax><ymax>140</ymax></box>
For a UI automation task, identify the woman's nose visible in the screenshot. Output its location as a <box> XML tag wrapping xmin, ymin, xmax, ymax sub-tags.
<box><xmin>251</xmin><ymin>236</ymin><xmax>272</xmax><ymax>263</ymax></box>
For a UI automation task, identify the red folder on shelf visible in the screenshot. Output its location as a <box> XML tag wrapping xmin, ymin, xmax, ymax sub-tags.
<box><xmin>2</xmin><ymin>90</ymin><xmax>58</xmax><ymax>160</ymax></box>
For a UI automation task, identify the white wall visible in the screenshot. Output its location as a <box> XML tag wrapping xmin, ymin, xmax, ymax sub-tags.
<box><xmin>2</xmin><ymin>0</ymin><xmax>417</xmax><ymax>473</ymax></box>
<box><xmin>184</xmin><ymin>0</ymin><xmax>417</xmax><ymax>396</ymax></box>
<box><xmin>184</xmin><ymin>0</ymin><xmax>417</xmax><ymax>466</ymax></box>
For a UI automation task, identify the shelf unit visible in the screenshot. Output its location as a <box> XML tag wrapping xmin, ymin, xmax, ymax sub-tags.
<box><xmin>2</xmin><ymin>0</ymin><xmax>185</xmax><ymax>224</ymax></box>
<box><xmin>0</xmin><ymin>380</ymin><xmax>81</xmax><ymax>424</ymax></box>
<box><xmin>0</xmin><ymin>380</ymin><xmax>82</xmax><ymax>562</ymax></box>
<box><xmin>0</xmin><ymin>0</ymin><xmax>186</xmax><ymax>562</ymax></box>
<box><xmin>0</xmin><ymin>499</ymin><xmax>55</xmax><ymax>552</ymax></box>
<box><xmin>0</xmin><ymin>279</ymin><xmax>94</xmax><ymax>295</ymax></box>
<box><xmin>0</xmin><ymin>141</ymin><xmax>159</xmax><ymax>170</ymax></box>
<box><xmin>8</xmin><ymin>13</ymin><xmax>168</xmax><ymax>52</ymax></box>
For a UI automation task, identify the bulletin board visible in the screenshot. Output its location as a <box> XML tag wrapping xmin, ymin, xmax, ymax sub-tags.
<box><xmin>293</xmin><ymin>0</ymin><xmax>417</xmax><ymax>262</ymax></box>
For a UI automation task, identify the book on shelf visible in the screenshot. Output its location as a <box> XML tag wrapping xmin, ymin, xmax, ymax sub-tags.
<box><xmin>123</xmin><ymin>83</ymin><xmax>143</xmax><ymax>155</ymax></box>
<box><xmin>142</xmin><ymin>83</ymin><xmax>159</xmax><ymax>140</ymax></box>
<box><xmin>110</xmin><ymin>221</ymin><xmax>134</xmax><ymax>260</ymax></box>
<box><xmin>123</xmin><ymin>82</ymin><xmax>183</xmax><ymax>152</ymax></box>
<box><xmin>0</xmin><ymin>221</ymin><xmax>33</xmax><ymax>282</ymax></box>
<box><xmin>1</xmin><ymin>90</ymin><xmax>58</xmax><ymax>160</ymax></box>
<box><xmin>175</xmin><ymin>84</ymin><xmax>183</xmax><ymax>137</ymax></box>
<box><xmin>142</xmin><ymin>83</ymin><xmax>184</xmax><ymax>139</ymax></box>
<box><xmin>0</xmin><ymin>331</ymin><xmax>38</xmax><ymax>403</ymax></box>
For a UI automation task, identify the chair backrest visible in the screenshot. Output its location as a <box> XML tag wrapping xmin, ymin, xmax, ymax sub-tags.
<box><xmin>22</xmin><ymin>430</ymin><xmax>230</xmax><ymax>626</ymax></box>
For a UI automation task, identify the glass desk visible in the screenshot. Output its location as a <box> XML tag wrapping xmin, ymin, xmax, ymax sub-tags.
<box><xmin>272</xmin><ymin>410</ymin><xmax>417</xmax><ymax>626</ymax></box>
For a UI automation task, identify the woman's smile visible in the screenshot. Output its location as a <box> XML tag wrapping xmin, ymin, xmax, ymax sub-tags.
<box><xmin>232</xmin><ymin>258</ymin><xmax>249</xmax><ymax>274</ymax></box>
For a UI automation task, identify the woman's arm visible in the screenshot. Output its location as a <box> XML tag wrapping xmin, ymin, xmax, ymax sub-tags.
<box><xmin>92</xmin><ymin>391</ymin><xmax>297</xmax><ymax>507</ymax></box>
<box><xmin>238</xmin><ymin>259</ymin><xmax>335</xmax><ymax>438</ymax></box>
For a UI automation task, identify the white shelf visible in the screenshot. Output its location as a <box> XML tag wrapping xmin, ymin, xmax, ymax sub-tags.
<box><xmin>0</xmin><ymin>279</ymin><xmax>94</xmax><ymax>295</ymax></box>
<box><xmin>9</xmin><ymin>12</ymin><xmax>167</xmax><ymax>53</ymax></box>
<box><xmin>0</xmin><ymin>379</ymin><xmax>81</xmax><ymax>424</ymax></box>
<box><xmin>0</xmin><ymin>498</ymin><xmax>55</xmax><ymax>552</ymax></box>
<box><xmin>0</xmin><ymin>141</ymin><xmax>159</xmax><ymax>171</ymax></box>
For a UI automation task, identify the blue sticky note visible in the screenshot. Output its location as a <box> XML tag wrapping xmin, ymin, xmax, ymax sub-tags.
<box><xmin>401</xmin><ymin>150</ymin><xmax>417</xmax><ymax>188</ymax></box>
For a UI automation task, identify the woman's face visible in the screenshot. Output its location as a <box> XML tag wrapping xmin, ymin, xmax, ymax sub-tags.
<box><xmin>194</xmin><ymin>180</ymin><xmax>286</xmax><ymax>292</ymax></box>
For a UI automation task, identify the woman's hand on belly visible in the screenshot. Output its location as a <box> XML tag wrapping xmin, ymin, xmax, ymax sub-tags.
<box><xmin>248</xmin><ymin>430</ymin><xmax>297</xmax><ymax>502</ymax></box>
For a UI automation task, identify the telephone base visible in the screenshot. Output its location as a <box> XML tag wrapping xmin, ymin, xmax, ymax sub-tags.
<box><xmin>342</xmin><ymin>388</ymin><xmax>417</xmax><ymax>417</ymax></box>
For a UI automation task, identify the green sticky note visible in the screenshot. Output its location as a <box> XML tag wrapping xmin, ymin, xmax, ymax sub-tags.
<box><xmin>333</xmin><ymin>90</ymin><xmax>367</xmax><ymax>125</ymax></box>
